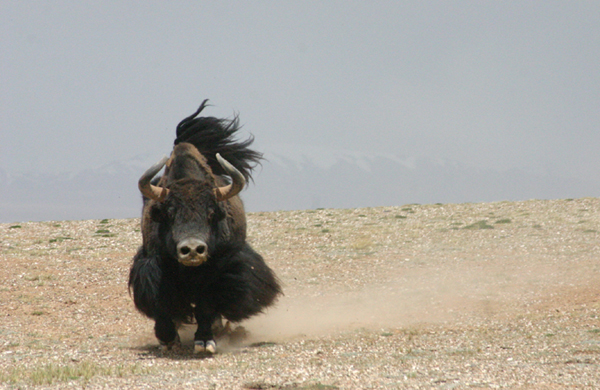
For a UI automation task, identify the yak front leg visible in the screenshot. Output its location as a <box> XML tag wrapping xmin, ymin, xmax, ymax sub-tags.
<box><xmin>154</xmin><ymin>313</ymin><xmax>180</xmax><ymax>351</ymax></box>
<box><xmin>193</xmin><ymin>305</ymin><xmax>219</xmax><ymax>354</ymax></box>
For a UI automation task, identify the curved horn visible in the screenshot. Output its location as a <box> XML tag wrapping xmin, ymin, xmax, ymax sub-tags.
<box><xmin>138</xmin><ymin>156</ymin><xmax>170</xmax><ymax>202</ymax></box>
<box><xmin>214</xmin><ymin>153</ymin><xmax>246</xmax><ymax>201</ymax></box>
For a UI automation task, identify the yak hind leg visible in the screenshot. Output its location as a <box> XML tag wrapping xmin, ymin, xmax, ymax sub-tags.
<box><xmin>216</xmin><ymin>244</ymin><xmax>283</xmax><ymax>322</ymax></box>
<box><xmin>128</xmin><ymin>249</ymin><xmax>162</xmax><ymax>319</ymax></box>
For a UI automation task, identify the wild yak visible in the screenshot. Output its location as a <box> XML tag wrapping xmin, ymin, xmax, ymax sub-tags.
<box><xmin>129</xmin><ymin>100</ymin><xmax>282</xmax><ymax>354</ymax></box>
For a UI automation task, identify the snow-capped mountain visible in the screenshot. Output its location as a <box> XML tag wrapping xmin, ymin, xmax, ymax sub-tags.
<box><xmin>244</xmin><ymin>145</ymin><xmax>600</xmax><ymax>212</ymax></box>
<box><xmin>2</xmin><ymin>145</ymin><xmax>599</xmax><ymax>223</ymax></box>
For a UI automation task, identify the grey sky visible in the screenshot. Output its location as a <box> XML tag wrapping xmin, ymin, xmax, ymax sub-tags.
<box><xmin>2</xmin><ymin>1</ymin><xmax>600</xmax><ymax>183</ymax></box>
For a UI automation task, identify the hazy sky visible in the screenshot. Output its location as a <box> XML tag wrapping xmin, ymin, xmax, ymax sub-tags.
<box><xmin>2</xmin><ymin>2</ymin><xmax>600</xmax><ymax>182</ymax></box>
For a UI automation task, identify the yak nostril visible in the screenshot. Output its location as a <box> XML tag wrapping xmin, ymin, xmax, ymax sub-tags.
<box><xmin>180</xmin><ymin>246</ymin><xmax>191</xmax><ymax>256</ymax></box>
<box><xmin>196</xmin><ymin>245</ymin><xmax>206</xmax><ymax>255</ymax></box>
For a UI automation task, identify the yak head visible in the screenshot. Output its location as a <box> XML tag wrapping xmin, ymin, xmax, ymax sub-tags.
<box><xmin>138</xmin><ymin>143</ymin><xmax>245</xmax><ymax>266</ymax></box>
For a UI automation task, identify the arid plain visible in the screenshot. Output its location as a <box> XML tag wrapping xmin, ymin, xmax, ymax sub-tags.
<box><xmin>1</xmin><ymin>198</ymin><xmax>599</xmax><ymax>389</ymax></box>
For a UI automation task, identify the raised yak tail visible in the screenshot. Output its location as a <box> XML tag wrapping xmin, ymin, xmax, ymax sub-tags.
<box><xmin>174</xmin><ymin>100</ymin><xmax>263</xmax><ymax>184</ymax></box>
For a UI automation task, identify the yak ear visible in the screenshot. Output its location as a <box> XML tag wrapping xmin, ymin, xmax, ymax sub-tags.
<box><xmin>213</xmin><ymin>203</ymin><xmax>230</xmax><ymax>240</ymax></box>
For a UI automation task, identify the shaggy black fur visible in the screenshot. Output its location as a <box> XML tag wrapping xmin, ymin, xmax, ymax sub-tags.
<box><xmin>129</xmin><ymin>241</ymin><xmax>281</xmax><ymax>342</ymax></box>
<box><xmin>174</xmin><ymin>99</ymin><xmax>263</xmax><ymax>184</ymax></box>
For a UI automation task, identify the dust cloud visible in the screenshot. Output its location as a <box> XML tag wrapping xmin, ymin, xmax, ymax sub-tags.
<box><xmin>244</xmin><ymin>258</ymin><xmax>596</xmax><ymax>342</ymax></box>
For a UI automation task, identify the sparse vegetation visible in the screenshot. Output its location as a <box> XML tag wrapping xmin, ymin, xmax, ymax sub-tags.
<box><xmin>49</xmin><ymin>236</ymin><xmax>73</xmax><ymax>243</ymax></box>
<box><xmin>351</xmin><ymin>236</ymin><xmax>373</xmax><ymax>250</ymax></box>
<box><xmin>463</xmin><ymin>220</ymin><xmax>494</xmax><ymax>230</ymax></box>
<box><xmin>244</xmin><ymin>382</ymin><xmax>339</xmax><ymax>390</ymax></box>
<box><xmin>0</xmin><ymin>361</ymin><xmax>149</xmax><ymax>386</ymax></box>
<box><xmin>23</xmin><ymin>274</ymin><xmax>53</xmax><ymax>282</ymax></box>
<box><xmin>1</xmin><ymin>198</ymin><xmax>599</xmax><ymax>388</ymax></box>
<box><xmin>94</xmin><ymin>227</ymin><xmax>116</xmax><ymax>237</ymax></box>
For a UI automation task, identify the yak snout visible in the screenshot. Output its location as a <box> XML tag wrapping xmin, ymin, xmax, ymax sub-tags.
<box><xmin>177</xmin><ymin>238</ymin><xmax>208</xmax><ymax>266</ymax></box>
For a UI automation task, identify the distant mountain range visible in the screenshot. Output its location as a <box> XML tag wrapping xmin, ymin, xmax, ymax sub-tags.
<box><xmin>2</xmin><ymin>145</ymin><xmax>599</xmax><ymax>223</ymax></box>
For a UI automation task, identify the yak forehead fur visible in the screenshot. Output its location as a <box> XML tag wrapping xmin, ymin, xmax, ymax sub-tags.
<box><xmin>164</xmin><ymin>143</ymin><xmax>216</xmax><ymax>187</ymax></box>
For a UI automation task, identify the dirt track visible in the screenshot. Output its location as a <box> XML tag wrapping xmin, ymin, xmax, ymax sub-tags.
<box><xmin>1</xmin><ymin>198</ymin><xmax>599</xmax><ymax>389</ymax></box>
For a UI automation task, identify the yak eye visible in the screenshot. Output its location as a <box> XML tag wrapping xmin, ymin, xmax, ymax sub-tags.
<box><xmin>207</xmin><ymin>209</ymin><xmax>215</xmax><ymax>221</ymax></box>
<box><xmin>150</xmin><ymin>204</ymin><xmax>166</xmax><ymax>223</ymax></box>
<box><xmin>167</xmin><ymin>206</ymin><xmax>178</xmax><ymax>218</ymax></box>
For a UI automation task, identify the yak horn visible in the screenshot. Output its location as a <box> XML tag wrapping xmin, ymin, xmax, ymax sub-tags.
<box><xmin>214</xmin><ymin>153</ymin><xmax>245</xmax><ymax>201</ymax></box>
<box><xmin>138</xmin><ymin>156</ymin><xmax>170</xmax><ymax>202</ymax></box>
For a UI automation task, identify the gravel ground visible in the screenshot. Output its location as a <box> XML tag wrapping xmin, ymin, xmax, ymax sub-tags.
<box><xmin>0</xmin><ymin>198</ymin><xmax>599</xmax><ymax>389</ymax></box>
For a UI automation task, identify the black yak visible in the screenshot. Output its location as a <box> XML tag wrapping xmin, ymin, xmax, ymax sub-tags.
<box><xmin>128</xmin><ymin>100</ymin><xmax>282</xmax><ymax>354</ymax></box>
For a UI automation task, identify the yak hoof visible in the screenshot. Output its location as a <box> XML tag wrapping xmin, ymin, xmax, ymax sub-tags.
<box><xmin>159</xmin><ymin>334</ymin><xmax>181</xmax><ymax>352</ymax></box>
<box><xmin>205</xmin><ymin>340</ymin><xmax>217</xmax><ymax>354</ymax></box>
<box><xmin>194</xmin><ymin>340</ymin><xmax>217</xmax><ymax>354</ymax></box>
